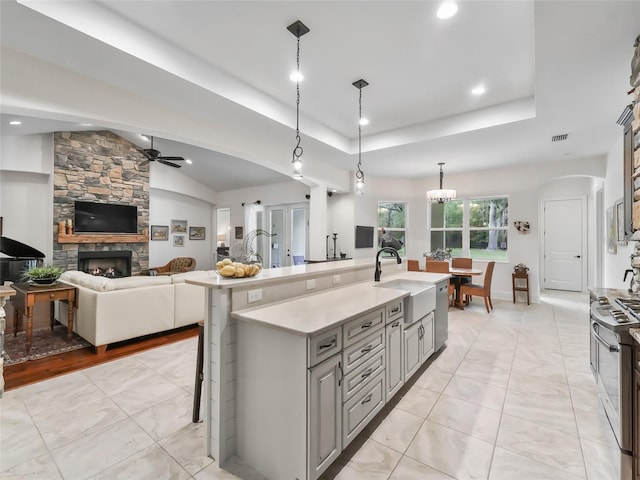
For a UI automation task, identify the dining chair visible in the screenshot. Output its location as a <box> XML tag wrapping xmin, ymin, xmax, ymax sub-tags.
<box><xmin>425</xmin><ymin>261</ymin><xmax>455</xmax><ymax>306</ymax></box>
<box><xmin>407</xmin><ymin>259</ymin><xmax>421</xmax><ymax>271</ymax></box>
<box><xmin>452</xmin><ymin>257</ymin><xmax>473</xmax><ymax>303</ymax></box>
<box><xmin>460</xmin><ymin>261</ymin><xmax>495</xmax><ymax>313</ymax></box>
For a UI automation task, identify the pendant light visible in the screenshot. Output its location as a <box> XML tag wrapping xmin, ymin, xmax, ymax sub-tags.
<box><xmin>426</xmin><ymin>162</ymin><xmax>457</xmax><ymax>203</ymax></box>
<box><xmin>353</xmin><ymin>79</ymin><xmax>369</xmax><ymax>195</ymax></box>
<box><xmin>287</xmin><ymin>20</ymin><xmax>310</xmax><ymax>179</ymax></box>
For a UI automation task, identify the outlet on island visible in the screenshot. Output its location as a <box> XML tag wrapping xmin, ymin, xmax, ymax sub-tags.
<box><xmin>306</xmin><ymin>279</ymin><xmax>316</xmax><ymax>290</ymax></box>
<box><xmin>247</xmin><ymin>288</ymin><xmax>263</xmax><ymax>303</ymax></box>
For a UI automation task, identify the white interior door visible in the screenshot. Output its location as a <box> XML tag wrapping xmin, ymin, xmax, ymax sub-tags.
<box><xmin>544</xmin><ymin>198</ymin><xmax>584</xmax><ymax>291</ymax></box>
<box><xmin>267</xmin><ymin>203</ymin><xmax>308</xmax><ymax>268</ymax></box>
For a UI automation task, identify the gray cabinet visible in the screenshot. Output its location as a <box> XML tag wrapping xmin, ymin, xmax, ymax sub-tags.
<box><xmin>404</xmin><ymin>312</ymin><xmax>435</xmax><ymax>381</ymax></box>
<box><xmin>434</xmin><ymin>280</ymin><xmax>449</xmax><ymax>351</ymax></box>
<box><xmin>309</xmin><ymin>355</ymin><xmax>342</xmax><ymax>479</ymax></box>
<box><xmin>386</xmin><ymin>318</ymin><xmax>403</xmax><ymax>400</ymax></box>
<box><xmin>404</xmin><ymin>319</ymin><xmax>422</xmax><ymax>380</ymax></box>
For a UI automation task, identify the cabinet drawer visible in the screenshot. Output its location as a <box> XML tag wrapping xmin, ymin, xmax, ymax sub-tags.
<box><xmin>386</xmin><ymin>301</ymin><xmax>403</xmax><ymax>323</ymax></box>
<box><xmin>343</xmin><ymin>308</ymin><xmax>384</xmax><ymax>346</ymax></box>
<box><xmin>33</xmin><ymin>289</ymin><xmax>74</xmax><ymax>303</ymax></box>
<box><xmin>342</xmin><ymin>349</ymin><xmax>385</xmax><ymax>403</ymax></box>
<box><xmin>308</xmin><ymin>327</ymin><xmax>342</xmax><ymax>368</ymax></box>
<box><xmin>342</xmin><ymin>372</ymin><xmax>385</xmax><ymax>448</ymax></box>
<box><xmin>342</xmin><ymin>329</ymin><xmax>385</xmax><ymax>374</ymax></box>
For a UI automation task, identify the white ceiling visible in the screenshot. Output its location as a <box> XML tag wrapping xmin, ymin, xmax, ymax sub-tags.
<box><xmin>1</xmin><ymin>0</ymin><xmax>639</xmax><ymax>191</ymax></box>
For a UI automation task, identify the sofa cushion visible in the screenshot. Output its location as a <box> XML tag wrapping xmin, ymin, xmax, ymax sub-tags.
<box><xmin>60</xmin><ymin>270</ymin><xmax>171</xmax><ymax>292</ymax></box>
<box><xmin>108</xmin><ymin>275</ymin><xmax>172</xmax><ymax>291</ymax></box>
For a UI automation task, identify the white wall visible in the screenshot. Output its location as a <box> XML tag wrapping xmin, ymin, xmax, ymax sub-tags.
<box><xmin>149</xmin><ymin>188</ymin><xmax>214</xmax><ymax>270</ymax></box>
<box><xmin>0</xmin><ymin>171</ymin><xmax>52</xmax><ymax>260</ymax></box>
<box><xmin>603</xmin><ymin>130</ymin><xmax>633</xmax><ymax>289</ymax></box>
<box><xmin>0</xmin><ymin>134</ymin><xmax>53</xmax><ymax>260</ymax></box>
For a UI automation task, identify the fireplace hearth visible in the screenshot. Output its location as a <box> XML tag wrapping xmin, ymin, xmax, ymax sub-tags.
<box><xmin>78</xmin><ymin>251</ymin><xmax>132</xmax><ymax>278</ymax></box>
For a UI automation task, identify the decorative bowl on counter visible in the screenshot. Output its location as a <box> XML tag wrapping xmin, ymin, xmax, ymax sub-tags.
<box><xmin>214</xmin><ymin>258</ymin><xmax>262</xmax><ymax>278</ymax></box>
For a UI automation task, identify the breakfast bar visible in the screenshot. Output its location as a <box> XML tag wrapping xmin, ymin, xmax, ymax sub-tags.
<box><xmin>187</xmin><ymin>259</ymin><xmax>450</xmax><ymax>479</ymax></box>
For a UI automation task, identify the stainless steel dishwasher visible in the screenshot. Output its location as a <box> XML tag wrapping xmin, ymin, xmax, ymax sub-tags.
<box><xmin>434</xmin><ymin>279</ymin><xmax>449</xmax><ymax>351</ymax></box>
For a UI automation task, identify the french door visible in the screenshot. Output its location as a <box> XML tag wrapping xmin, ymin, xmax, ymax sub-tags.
<box><xmin>267</xmin><ymin>203</ymin><xmax>308</xmax><ymax>268</ymax></box>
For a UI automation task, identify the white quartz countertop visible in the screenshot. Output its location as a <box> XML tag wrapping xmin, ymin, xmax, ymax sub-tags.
<box><xmin>231</xmin><ymin>271</ymin><xmax>449</xmax><ymax>336</ymax></box>
<box><xmin>186</xmin><ymin>258</ymin><xmax>377</xmax><ymax>289</ymax></box>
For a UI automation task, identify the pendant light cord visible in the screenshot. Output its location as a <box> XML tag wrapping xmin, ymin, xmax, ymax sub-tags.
<box><xmin>292</xmin><ymin>35</ymin><xmax>303</xmax><ymax>163</ymax></box>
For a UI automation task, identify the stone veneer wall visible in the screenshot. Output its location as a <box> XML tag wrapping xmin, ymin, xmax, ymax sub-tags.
<box><xmin>53</xmin><ymin>131</ymin><xmax>149</xmax><ymax>274</ymax></box>
<box><xmin>632</xmin><ymin>35</ymin><xmax>640</xmax><ymax>222</ymax></box>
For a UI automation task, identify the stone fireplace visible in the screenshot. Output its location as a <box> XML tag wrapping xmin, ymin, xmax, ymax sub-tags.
<box><xmin>78</xmin><ymin>250</ymin><xmax>132</xmax><ymax>278</ymax></box>
<box><xmin>52</xmin><ymin>131</ymin><xmax>149</xmax><ymax>274</ymax></box>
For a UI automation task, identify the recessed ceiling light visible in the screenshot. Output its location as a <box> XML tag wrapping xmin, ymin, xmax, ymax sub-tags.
<box><xmin>9</xmin><ymin>120</ymin><xmax>22</xmax><ymax>125</ymax></box>
<box><xmin>185</xmin><ymin>159</ymin><xmax>193</xmax><ymax>164</ymax></box>
<box><xmin>471</xmin><ymin>85</ymin><xmax>486</xmax><ymax>95</ymax></box>
<box><xmin>437</xmin><ymin>2</ymin><xmax>458</xmax><ymax>19</ymax></box>
<box><xmin>359</xmin><ymin>118</ymin><xmax>369</xmax><ymax>126</ymax></box>
<box><xmin>289</xmin><ymin>71</ymin><xmax>304</xmax><ymax>82</ymax></box>
<box><xmin>81</xmin><ymin>123</ymin><xmax>92</xmax><ymax>126</ymax></box>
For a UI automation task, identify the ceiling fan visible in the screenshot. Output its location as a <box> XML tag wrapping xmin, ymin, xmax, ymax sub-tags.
<box><xmin>139</xmin><ymin>136</ymin><xmax>185</xmax><ymax>168</ymax></box>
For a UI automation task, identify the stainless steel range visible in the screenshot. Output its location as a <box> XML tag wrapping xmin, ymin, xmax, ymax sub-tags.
<box><xmin>590</xmin><ymin>295</ymin><xmax>640</xmax><ymax>480</ymax></box>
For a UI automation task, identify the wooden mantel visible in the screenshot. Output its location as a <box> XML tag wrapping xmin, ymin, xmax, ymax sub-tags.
<box><xmin>57</xmin><ymin>233</ymin><xmax>149</xmax><ymax>244</ymax></box>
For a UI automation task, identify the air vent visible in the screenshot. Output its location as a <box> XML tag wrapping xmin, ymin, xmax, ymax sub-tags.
<box><xmin>552</xmin><ymin>134</ymin><xmax>568</xmax><ymax>142</ymax></box>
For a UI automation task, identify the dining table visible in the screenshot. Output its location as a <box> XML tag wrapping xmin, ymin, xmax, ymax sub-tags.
<box><xmin>448</xmin><ymin>267</ymin><xmax>483</xmax><ymax>310</ymax></box>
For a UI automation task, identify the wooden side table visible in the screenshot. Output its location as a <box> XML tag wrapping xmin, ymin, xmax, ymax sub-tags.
<box><xmin>512</xmin><ymin>272</ymin><xmax>530</xmax><ymax>305</ymax></box>
<box><xmin>10</xmin><ymin>282</ymin><xmax>77</xmax><ymax>353</ymax></box>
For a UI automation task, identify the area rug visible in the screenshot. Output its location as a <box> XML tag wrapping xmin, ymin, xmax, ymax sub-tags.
<box><xmin>3</xmin><ymin>325</ymin><xmax>91</xmax><ymax>366</ymax></box>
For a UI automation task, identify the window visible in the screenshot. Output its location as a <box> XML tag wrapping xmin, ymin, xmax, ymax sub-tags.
<box><xmin>429</xmin><ymin>196</ymin><xmax>508</xmax><ymax>261</ymax></box>
<box><xmin>377</xmin><ymin>202</ymin><xmax>406</xmax><ymax>256</ymax></box>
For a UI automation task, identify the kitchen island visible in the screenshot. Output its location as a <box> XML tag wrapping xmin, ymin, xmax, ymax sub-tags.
<box><xmin>187</xmin><ymin>260</ymin><xmax>449</xmax><ymax>479</ymax></box>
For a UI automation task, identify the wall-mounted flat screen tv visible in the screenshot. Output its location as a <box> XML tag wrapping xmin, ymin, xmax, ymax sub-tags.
<box><xmin>74</xmin><ymin>201</ymin><xmax>137</xmax><ymax>234</ymax></box>
<box><xmin>355</xmin><ymin>225</ymin><xmax>374</xmax><ymax>248</ymax></box>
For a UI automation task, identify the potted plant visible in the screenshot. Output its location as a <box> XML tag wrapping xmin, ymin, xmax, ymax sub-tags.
<box><xmin>21</xmin><ymin>264</ymin><xmax>65</xmax><ymax>285</ymax></box>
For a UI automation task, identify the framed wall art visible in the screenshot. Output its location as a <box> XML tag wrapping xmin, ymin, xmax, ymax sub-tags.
<box><xmin>189</xmin><ymin>226</ymin><xmax>205</xmax><ymax>240</ymax></box>
<box><xmin>173</xmin><ymin>235</ymin><xmax>185</xmax><ymax>247</ymax></box>
<box><xmin>607</xmin><ymin>205</ymin><xmax>617</xmax><ymax>254</ymax></box>
<box><xmin>616</xmin><ymin>198</ymin><xmax>627</xmax><ymax>245</ymax></box>
<box><xmin>150</xmin><ymin>225</ymin><xmax>169</xmax><ymax>241</ymax></box>
<box><xmin>171</xmin><ymin>219</ymin><xmax>187</xmax><ymax>233</ymax></box>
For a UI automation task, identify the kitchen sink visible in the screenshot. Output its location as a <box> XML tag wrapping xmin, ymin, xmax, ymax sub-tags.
<box><xmin>375</xmin><ymin>279</ymin><xmax>436</xmax><ymax>323</ymax></box>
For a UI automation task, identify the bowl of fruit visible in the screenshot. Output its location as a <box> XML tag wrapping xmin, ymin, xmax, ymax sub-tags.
<box><xmin>215</xmin><ymin>258</ymin><xmax>262</xmax><ymax>278</ymax></box>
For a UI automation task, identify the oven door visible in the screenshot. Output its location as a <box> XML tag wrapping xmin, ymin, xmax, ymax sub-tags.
<box><xmin>591</xmin><ymin>320</ymin><xmax>633</xmax><ymax>453</ymax></box>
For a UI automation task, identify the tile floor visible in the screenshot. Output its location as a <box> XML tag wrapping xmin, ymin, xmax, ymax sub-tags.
<box><xmin>0</xmin><ymin>291</ymin><xmax>620</xmax><ymax>480</ymax></box>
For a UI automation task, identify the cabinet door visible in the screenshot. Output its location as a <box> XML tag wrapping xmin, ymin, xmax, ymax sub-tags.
<box><xmin>420</xmin><ymin>314</ymin><xmax>435</xmax><ymax>364</ymax></box>
<box><xmin>404</xmin><ymin>320</ymin><xmax>422</xmax><ymax>381</ymax></box>
<box><xmin>308</xmin><ymin>355</ymin><xmax>342</xmax><ymax>480</ymax></box>
<box><xmin>386</xmin><ymin>318</ymin><xmax>403</xmax><ymax>401</ymax></box>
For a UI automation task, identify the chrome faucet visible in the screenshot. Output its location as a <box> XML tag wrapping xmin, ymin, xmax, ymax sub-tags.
<box><xmin>374</xmin><ymin>247</ymin><xmax>402</xmax><ymax>282</ymax></box>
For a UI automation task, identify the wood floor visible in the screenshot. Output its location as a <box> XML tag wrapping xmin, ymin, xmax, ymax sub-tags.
<box><xmin>3</xmin><ymin>325</ymin><xmax>199</xmax><ymax>391</ymax></box>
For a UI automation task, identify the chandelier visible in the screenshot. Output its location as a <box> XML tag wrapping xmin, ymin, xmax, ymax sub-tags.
<box><xmin>353</xmin><ymin>79</ymin><xmax>369</xmax><ymax>195</ymax></box>
<box><xmin>287</xmin><ymin>20</ymin><xmax>310</xmax><ymax>179</ymax></box>
<box><xmin>426</xmin><ymin>162</ymin><xmax>457</xmax><ymax>203</ymax></box>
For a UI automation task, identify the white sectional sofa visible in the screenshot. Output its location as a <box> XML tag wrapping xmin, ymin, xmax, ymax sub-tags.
<box><xmin>56</xmin><ymin>270</ymin><xmax>211</xmax><ymax>353</ymax></box>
